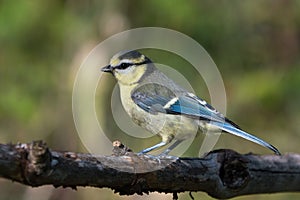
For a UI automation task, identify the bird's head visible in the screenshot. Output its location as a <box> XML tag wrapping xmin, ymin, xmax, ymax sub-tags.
<box><xmin>101</xmin><ymin>50</ymin><xmax>154</xmax><ymax>85</ymax></box>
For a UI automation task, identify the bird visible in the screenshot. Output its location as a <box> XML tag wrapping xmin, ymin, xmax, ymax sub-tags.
<box><xmin>101</xmin><ymin>50</ymin><xmax>281</xmax><ymax>156</ymax></box>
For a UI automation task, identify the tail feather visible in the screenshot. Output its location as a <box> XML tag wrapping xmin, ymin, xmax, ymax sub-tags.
<box><xmin>210</xmin><ymin>121</ymin><xmax>281</xmax><ymax>155</ymax></box>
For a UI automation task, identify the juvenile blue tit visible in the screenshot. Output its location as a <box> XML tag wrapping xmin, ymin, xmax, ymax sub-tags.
<box><xmin>101</xmin><ymin>50</ymin><xmax>281</xmax><ymax>155</ymax></box>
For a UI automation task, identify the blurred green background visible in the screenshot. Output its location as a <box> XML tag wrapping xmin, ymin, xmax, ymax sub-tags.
<box><xmin>1</xmin><ymin>0</ymin><xmax>300</xmax><ymax>199</ymax></box>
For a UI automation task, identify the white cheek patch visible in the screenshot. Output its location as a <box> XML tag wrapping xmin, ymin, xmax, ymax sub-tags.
<box><xmin>114</xmin><ymin>65</ymin><xmax>146</xmax><ymax>85</ymax></box>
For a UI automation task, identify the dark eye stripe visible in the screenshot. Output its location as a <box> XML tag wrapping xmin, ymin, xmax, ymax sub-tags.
<box><xmin>115</xmin><ymin>59</ymin><xmax>151</xmax><ymax>70</ymax></box>
<box><xmin>118</xmin><ymin>62</ymin><xmax>131</xmax><ymax>69</ymax></box>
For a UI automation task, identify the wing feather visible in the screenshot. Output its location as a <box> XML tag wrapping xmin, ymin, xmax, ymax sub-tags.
<box><xmin>131</xmin><ymin>84</ymin><xmax>227</xmax><ymax>124</ymax></box>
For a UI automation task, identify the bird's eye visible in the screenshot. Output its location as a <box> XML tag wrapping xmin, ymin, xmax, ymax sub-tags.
<box><xmin>119</xmin><ymin>63</ymin><xmax>131</xmax><ymax>69</ymax></box>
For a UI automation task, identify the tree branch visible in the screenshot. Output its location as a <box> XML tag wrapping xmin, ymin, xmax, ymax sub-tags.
<box><xmin>0</xmin><ymin>140</ymin><xmax>299</xmax><ymax>199</ymax></box>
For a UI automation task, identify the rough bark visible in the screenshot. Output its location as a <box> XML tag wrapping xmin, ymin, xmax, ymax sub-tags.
<box><xmin>0</xmin><ymin>140</ymin><xmax>299</xmax><ymax>199</ymax></box>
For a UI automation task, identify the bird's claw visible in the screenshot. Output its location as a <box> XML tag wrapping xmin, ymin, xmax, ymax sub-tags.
<box><xmin>137</xmin><ymin>153</ymin><xmax>161</xmax><ymax>164</ymax></box>
<box><xmin>137</xmin><ymin>152</ymin><xmax>178</xmax><ymax>163</ymax></box>
<box><xmin>157</xmin><ymin>153</ymin><xmax>179</xmax><ymax>160</ymax></box>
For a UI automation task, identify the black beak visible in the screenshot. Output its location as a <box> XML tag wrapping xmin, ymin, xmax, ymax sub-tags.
<box><xmin>101</xmin><ymin>65</ymin><xmax>113</xmax><ymax>73</ymax></box>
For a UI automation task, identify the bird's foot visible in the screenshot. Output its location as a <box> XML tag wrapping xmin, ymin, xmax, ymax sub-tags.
<box><xmin>157</xmin><ymin>152</ymin><xmax>179</xmax><ymax>160</ymax></box>
<box><xmin>137</xmin><ymin>152</ymin><xmax>162</xmax><ymax>164</ymax></box>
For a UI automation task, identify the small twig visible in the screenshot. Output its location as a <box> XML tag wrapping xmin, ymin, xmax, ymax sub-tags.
<box><xmin>173</xmin><ymin>192</ymin><xmax>178</xmax><ymax>200</ymax></box>
<box><xmin>189</xmin><ymin>192</ymin><xmax>194</xmax><ymax>200</ymax></box>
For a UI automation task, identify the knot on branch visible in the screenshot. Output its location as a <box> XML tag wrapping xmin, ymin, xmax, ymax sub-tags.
<box><xmin>17</xmin><ymin>141</ymin><xmax>52</xmax><ymax>185</ymax></box>
<box><xmin>218</xmin><ymin>149</ymin><xmax>250</xmax><ymax>190</ymax></box>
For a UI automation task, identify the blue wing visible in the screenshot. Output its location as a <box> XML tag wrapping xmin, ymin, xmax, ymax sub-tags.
<box><xmin>131</xmin><ymin>83</ymin><xmax>229</xmax><ymax>125</ymax></box>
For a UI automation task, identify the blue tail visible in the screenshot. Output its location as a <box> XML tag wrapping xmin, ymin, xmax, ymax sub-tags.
<box><xmin>210</xmin><ymin>121</ymin><xmax>281</xmax><ymax>155</ymax></box>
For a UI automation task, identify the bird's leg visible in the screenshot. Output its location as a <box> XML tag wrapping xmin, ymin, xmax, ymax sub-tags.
<box><xmin>138</xmin><ymin>135</ymin><xmax>180</xmax><ymax>160</ymax></box>
<box><xmin>160</xmin><ymin>139</ymin><xmax>184</xmax><ymax>155</ymax></box>
<box><xmin>137</xmin><ymin>141</ymin><xmax>168</xmax><ymax>163</ymax></box>
<box><xmin>157</xmin><ymin>139</ymin><xmax>184</xmax><ymax>159</ymax></box>
<box><xmin>138</xmin><ymin>134</ymin><xmax>175</xmax><ymax>155</ymax></box>
<box><xmin>138</xmin><ymin>141</ymin><xmax>167</xmax><ymax>154</ymax></box>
